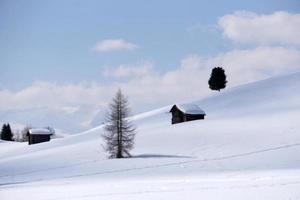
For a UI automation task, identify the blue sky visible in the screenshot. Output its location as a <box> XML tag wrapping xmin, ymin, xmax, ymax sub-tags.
<box><xmin>1</xmin><ymin>0</ymin><xmax>299</xmax><ymax>89</ymax></box>
<box><xmin>1</xmin><ymin>0</ymin><xmax>300</xmax><ymax>131</ymax></box>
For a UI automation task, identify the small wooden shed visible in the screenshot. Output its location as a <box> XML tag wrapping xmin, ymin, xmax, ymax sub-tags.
<box><xmin>27</xmin><ymin>128</ymin><xmax>52</xmax><ymax>145</ymax></box>
<box><xmin>170</xmin><ymin>104</ymin><xmax>206</xmax><ymax>124</ymax></box>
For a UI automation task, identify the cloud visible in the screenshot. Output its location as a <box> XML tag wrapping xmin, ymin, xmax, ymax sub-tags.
<box><xmin>103</xmin><ymin>61</ymin><xmax>154</xmax><ymax>78</ymax></box>
<box><xmin>0</xmin><ymin>82</ymin><xmax>112</xmax><ymax>132</ymax></box>
<box><xmin>92</xmin><ymin>39</ymin><xmax>139</xmax><ymax>52</ymax></box>
<box><xmin>1</xmin><ymin>46</ymin><xmax>300</xmax><ymax>132</ymax></box>
<box><xmin>196</xmin><ymin>46</ymin><xmax>300</xmax><ymax>85</ymax></box>
<box><xmin>0</xmin><ymin>82</ymin><xmax>107</xmax><ymax>111</ymax></box>
<box><xmin>219</xmin><ymin>11</ymin><xmax>300</xmax><ymax>45</ymax></box>
<box><xmin>133</xmin><ymin>46</ymin><xmax>300</xmax><ymax>102</ymax></box>
<box><xmin>3</xmin><ymin>10</ymin><xmax>300</xmax><ymax>132</ymax></box>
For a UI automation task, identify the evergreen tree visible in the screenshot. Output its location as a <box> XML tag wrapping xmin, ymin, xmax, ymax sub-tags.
<box><xmin>1</xmin><ymin>123</ymin><xmax>13</xmax><ymax>141</ymax></box>
<box><xmin>6</xmin><ymin>123</ymin><xmax>13</xmax><ymax>141</ymax></box>
<box><xmin>102</xmin><ymin>89</ymin><xmax>136</xmax><ymax>158</ymax></box>
<box><xmin>1</xmin><ymin>124</ymin><xmax>7</xmax><ymax>140</ymax></box>
<box><xmin>208</xmin><ymin>67</ymin><xmax>227</xmax><ymax>91</ymax></box>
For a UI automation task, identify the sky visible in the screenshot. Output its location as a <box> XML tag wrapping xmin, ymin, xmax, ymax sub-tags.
<box><xmin>0</xmin><ymin>0</ymin><xmax>300</xmax><ymax>132</ymax></box>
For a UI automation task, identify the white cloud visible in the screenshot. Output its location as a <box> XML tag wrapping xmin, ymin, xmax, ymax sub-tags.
<box><xmin>198</xmin><ymin>46</ymin><xmax>300</xmax><ymax>85</ymax></box>
<box><xmin>0</xmin><ymin>82</ymin><xmax>107</xmax><ymax>111</ymax></box>
<box><xmin>137</xmin><ymin>46</ymin><xmax>299</xmax><ymax>102</ymax></box>
<box><xmin>219</xmin><ymin>11</ymin><xmax>300</xmax><ymax>45</ymax></box>
<box><xmin>92</xmin><ymin>39</ymin><xmax>139</xmax><ymax>52</ymax></box>
<box><xmin>0</xmin><ymin>82</ymin><xmax>113</xmax><ymax>132</ymax></box>
<box><xmin>1</xmin><ymin>46</ymin><xmax>300</xmax><ymax>132</ymax></box>
<box><xmin>103</xmin><ymin>61</ymin><xmax>154</xmax><ymax>78</ymax></box>
<box><xmin>3</xmin><ymin>10</ymin><xmax>300</xmax><ymax>132</ymax></box>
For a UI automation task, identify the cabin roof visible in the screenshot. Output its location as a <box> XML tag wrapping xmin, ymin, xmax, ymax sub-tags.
<box><xmin>171</xmin><ymin>104</ymin><xmax>206</xmax><ymax>115</ymax></box>
<box><xmin>29</xmin><ymin>128</ymin><xmax>52</xmax><ymax>135</ymax></box>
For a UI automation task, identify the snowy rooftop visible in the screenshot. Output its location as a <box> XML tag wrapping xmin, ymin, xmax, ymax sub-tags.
<box><xmin>174</xmin><ymin>103</ymin><xmax>206</xmax><ymax>115</ymax></box>
<box><xmin>29</xmin><ymin>128</ymin><xmax>52</xmax><ymax>135</ymax></box>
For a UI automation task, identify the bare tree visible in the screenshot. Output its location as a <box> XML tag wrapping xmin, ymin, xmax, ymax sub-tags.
<box><xmin>102</xmin><ymin>89</ymin><xmax>136</xmax><ymax>158</ymax></box>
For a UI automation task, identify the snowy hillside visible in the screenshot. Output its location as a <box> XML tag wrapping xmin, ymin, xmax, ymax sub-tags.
<box><xmin>0</xmin><ymin>72</ymin><xmax>300</xmax><ymax>200</ymax></box>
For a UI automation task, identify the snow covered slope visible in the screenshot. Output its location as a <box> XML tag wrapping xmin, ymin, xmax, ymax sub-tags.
<box><xmin>0</xmin><ymin>72</ymin><xmax>300</xmax><ymax>200</ymax></box>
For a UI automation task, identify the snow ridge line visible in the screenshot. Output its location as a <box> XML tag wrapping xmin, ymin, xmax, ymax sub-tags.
<box><xmin>0</xmin><ymin>159</ymin><xmax>100</xmax><ymax>179</ymax></box>
<box><xmin>1</xmin><ymin>142</ymin><xmax>300</xmax><ymax>187</ymax></box>
<box><xmin>59</xmin><ymin>142</ymin><xmax>300</xmax><ymax>177</ymax></box>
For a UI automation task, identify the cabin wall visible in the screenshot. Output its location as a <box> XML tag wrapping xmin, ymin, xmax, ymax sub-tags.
<box><xmin>29</xmin><ymin>134</ymin><xmax>51</xmax><ymax>145</ymax></box>
<box><xmin>171</xmin><ymin>110</ymin><xmax>184</xmax><ymax>124</ymax></box>
<box><xmin>185</xmin><ymin>114</ymin><xmax>205</xmax><ymax>122</ymax></box>
<box><xmin>171</xmin><ymin>111</ymin><xmax>205</xmax><ymax>124</ymax></box>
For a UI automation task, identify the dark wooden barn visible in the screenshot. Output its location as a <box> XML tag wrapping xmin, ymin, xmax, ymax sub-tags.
<box><xmin>27</xmin><ymin>128</ymin><xmax>52</xmax><ymax>145</ymax></box>
<box><xmin>170</xmin><ymin>104</ymin><xmax>206</xmax><ymax>124</ymax></box>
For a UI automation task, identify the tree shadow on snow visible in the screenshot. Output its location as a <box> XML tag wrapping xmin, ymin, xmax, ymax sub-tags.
<box><xmin>131</xmin><ymin>154</ymin><xmax>193</xmax><ymax>159</ymax></box>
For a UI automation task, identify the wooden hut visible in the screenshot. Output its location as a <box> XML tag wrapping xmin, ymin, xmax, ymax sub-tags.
<box><xmin>27</xmin><ymin>128</ymin><xmax>52</xmax><ymax>145</ymax></box>
<box><xmin>170</xmin><ymin>104</ymin><xmax>206</xmax><ymax>124</ymax></box>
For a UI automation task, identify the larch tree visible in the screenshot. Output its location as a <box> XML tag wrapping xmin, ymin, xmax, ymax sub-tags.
<box><xmin>102</xmin><ymin>89</ymin><xmax>136</xmax><ymax>158</ymax></box>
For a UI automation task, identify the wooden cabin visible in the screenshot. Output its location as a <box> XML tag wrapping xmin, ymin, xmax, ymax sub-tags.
<box><xmin>27</xmin><ymin>128</ymin><xmax>52</xmax><ymax>145</ymax></box>
<box><xmin>170</xmin><ymin>104</ymin><xmax>206</xmax><ymax>124</ymax></box>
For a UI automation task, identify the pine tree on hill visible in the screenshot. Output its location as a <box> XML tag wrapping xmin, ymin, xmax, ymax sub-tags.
<box><xmin>1</xmin><ymin>123</ymin><xmax>13</xmax><ymax>141</ymax></box>
<box><xmin>208</xmin><ymin>67</ymin><xmax>227</xmax><ymax>91</ymax></box>
<box><xmin>102</xmin><ymin>89</ymin><xmax>136</xmax><ymax>158</ymax></box>
<box><xmin>6</xmin><ymin>123</ymin><xmax>13</xmax><ymax>141</ymax></box>
<box><xmin>1</xmin><ymin>124</ymin><xmax>7</xmax><ymax>140</ymax></box>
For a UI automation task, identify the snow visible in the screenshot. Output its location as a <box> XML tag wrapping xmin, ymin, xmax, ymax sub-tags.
<box><xmin>1</xmin><ymin>72</ymin><xmax>300</xmax><ymax>199</ymax></box>
<box><xmin>174</xmin><ymin>103</ymin><xmax>206</xmax><ymax>115</ymax></box>
<box><xmin>29</xmin><ymin>128</ymin><xmax>52</xmax><ymax>135</ymax></box>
